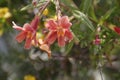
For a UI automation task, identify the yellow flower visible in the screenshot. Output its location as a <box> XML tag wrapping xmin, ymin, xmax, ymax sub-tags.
<box><xmin>0</xmin><ymin>7</ymin><xmax>11</xmax><ymax>19</ymax></box>
<box><xmin>43</xmin><ymin>8</ymin><xmax>48</xmax><ymax>16</ymax></box>
<box><xmin>24</xmin><ymin>75</ymin><xmax>36</xmax><ymax>80</ymax></box>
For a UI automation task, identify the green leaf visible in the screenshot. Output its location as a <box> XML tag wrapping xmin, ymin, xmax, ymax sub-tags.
<box><xmin>89</xmin><ymin>5</ymin><xmax>98</xmax><ymax>22</ymax></box>
<box><xmin>65</xmin><ymin>40</ymin><xmax>74</xmax><ymax>54</ymax></box>
<box><xmin>81</xmin><ymin>0</ymin><xmax>92</xmax><ymax>14</ymax></box>
<box><xmin>73</xmin><ymin>10</ymin><xmax>95</xmax><ymax>32</ymax></box>
<box><xmin>99</xmin><ymin>7</ymin><xmax>116</xmax><ymax>25</ymax></box>
<box><xmin>71</xmin><ymin>21</ymin><xmax>82</xmax><ymax>41</ymax></box>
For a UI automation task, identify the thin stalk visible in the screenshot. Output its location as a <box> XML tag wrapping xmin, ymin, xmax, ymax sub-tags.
<box><xmin>55</xmin><ymin>0</ymin><xmax>61</xmax><ymax>21</ymax></box>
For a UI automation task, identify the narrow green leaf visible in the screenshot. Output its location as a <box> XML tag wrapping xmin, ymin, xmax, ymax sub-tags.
<box><xmin>20</xmin><ymin>4</ymin><xmax>33</xmax><ymax>11</ymax></box>
<box><xmin>89</xmin><ymin>5</ymin><xmax>98</xmax><ymax>22</ymax></box>
<box><xmin>73</xmin><ymin>10</ymin><xmax>95</xmax><ymax>32</ymax></box>
<box><xmin>82</xmin><ymin>0</ymin><xmax>92</xmax><ymax>14</ymax></box>
<box><xmin>99</xmin><ymin>7</ymin><xmax>116</xmax><ymax>25</ymax></box>
<box><xmin>65</xmin><ymin>40</ymin><xmax>74</xmax><ymax>54</ymax></box>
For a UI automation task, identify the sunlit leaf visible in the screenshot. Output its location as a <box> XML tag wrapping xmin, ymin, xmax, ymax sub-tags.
<box><xmin>20</xmin><ymin>4</ymin><xmax>33</xmax><ymax>11</ymax></box>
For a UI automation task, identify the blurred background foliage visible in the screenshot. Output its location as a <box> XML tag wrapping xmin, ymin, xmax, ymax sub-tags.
<box><xmin>0</xmin><ymin>0</ymin><xmax>120</xmax><ymax>80</ymax></box>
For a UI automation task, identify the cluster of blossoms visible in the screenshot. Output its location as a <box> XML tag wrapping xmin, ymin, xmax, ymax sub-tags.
<box><xmin>12</xmin><ymin>0</ymin><xmax>120</xmax><ymax>57</ymax></box>
<box><xmin>12</xmin><ymin>0</ymin><xmax>73</xmax><ymax>57</ymax></box>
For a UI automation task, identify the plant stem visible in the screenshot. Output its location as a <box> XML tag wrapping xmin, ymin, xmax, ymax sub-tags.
<box><xmin>55</xmin><ymin>0</ymin><xmax>61</xmax><ymax>21</ymax></box>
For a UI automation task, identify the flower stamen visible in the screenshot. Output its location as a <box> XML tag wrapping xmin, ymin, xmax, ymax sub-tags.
<box><xmin>57</xmin><ymin>27</ymin><xmax>64</xmax><ymax>37</ymax></box>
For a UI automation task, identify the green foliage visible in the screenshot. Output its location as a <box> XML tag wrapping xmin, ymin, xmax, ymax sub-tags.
<box><xmin>73</xmin><ymin>10</ymin><xmax>95</xmax><ymax>32</ymax></box>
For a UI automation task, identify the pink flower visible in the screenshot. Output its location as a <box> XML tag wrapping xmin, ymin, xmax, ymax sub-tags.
<box><xmin>12</xmin><ymin>16</ymin><xmax>39</xmax><ymax>49</ymax></box>
<box><xmin>114</xmin><ymin>27</ymin><xmax>120</xmax><ymax>34</ymax></box>
<box><xmin>93</xmin><ymin>35</ymin><xmax>101</xmax><ymax>45</ymax></box>
<box><xmin>44</xmin><ymin>16</ymin><xmax>73</xmax><ymax>47</ymax></box>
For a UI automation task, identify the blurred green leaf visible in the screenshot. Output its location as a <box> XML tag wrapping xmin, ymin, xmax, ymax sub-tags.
<box><xmin>65</xmin><ymin>40</ymin><xmax>74</xmax><ymax>54</ymax></box>
<box><xmin>71</xmin><ymin>21</ymin><xmax>82</xmax><ymax>41</ymax></box>
<box><xmin>99</xmin><ymin>7</ymin><xmax>116</xmax><ymax>25</ymax></box>
<box><xmin>20</xmin><ymin>4</ymin><xmax>33</xmax><ymax>11</ymax></box>
<box><xmin>81</xmin><ymin>0</ymin><xmax>92</xmax><ymax>14</ymax></box>
<box><xmin>73</xmin><ymin>10</ymin><xmax>95</xmax><ymax>32</ymax></box>
<box><xmin>47</xmin><ymin>2</ymin><xmax>56</xmax><ymax>17</ymax></box>
<box><xmin>89</xmin><ymin>5</ymin><xmax>98</xmax><ymax>22</ymax></box>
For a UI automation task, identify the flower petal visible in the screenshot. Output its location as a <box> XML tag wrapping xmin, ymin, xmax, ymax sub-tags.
<box><xmin>40</xmin><ymin>44</ymin><xmax>51</xmax><ymax>57</ymax></box>
<box><xmin>16</xmin><ymin>31</ymin><xmax>26</xmax><ymax>43</ymax></box>
<box><xmin>114</xmin><ymin>27</ymin><xmax>120</xmax><ymax>34</ymax></box>
<box><xmin>12</xmin><ymin>21</ymin><xmax>24</xmax><ymax>31</ymax></box>
<box><xmin>44</xmin><ymin>31</ymin><xmax>57</xmax><ymax>45</ymax></box>
<box><xmin>23</xmin><ymin>23</ymin><xmax>33</xmax><ymax>32</ymax></box>
<box><xmin>58</xmin><ymin>36</ymin><xmax>65</xmax><ymax>47</ymax></box>
<box><xmin>33</xmin><ymin>33</ymin><xmax>38</xmax><ymax>45</ymax></box>
<box><xmin>59</xmin><ymin>16</ymin><xmax>72</xmax><ymax>29</ymax></box>
<box><xmin>24</xmin><ymin>37</ymin><xmax>32</xmax><ymax>49</ymax></box>
<box><xmin>65</xmin><ymin>30</ymin><xmax>73</xmax><ymax>41</ymax></box>
<box><xmin>30</xmin><ymin>16</ymin><xmax>39</xmax><ymax>30</ymax></box>
<box><xmin>45</xmin><ymin>20</ymin><xmax>57</xmax><ymax>30</ymax></box>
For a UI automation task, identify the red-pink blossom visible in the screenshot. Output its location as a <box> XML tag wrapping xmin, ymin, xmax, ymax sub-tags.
<box><xmin>44</xmin><ymin>16</ymin><xmax>73</xmax><ymax>47</ymax></box>
<box><xmin>12</xmin><ymin>16</ymin><xmax>39</xmax><ymax>49</ymax></box>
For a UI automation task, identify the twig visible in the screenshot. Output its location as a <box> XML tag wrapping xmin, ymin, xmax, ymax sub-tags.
<box><xmin>38</xmin><ymin>0</ymin><xmax>51</xmax><ymax>17</ymax></box>
<box><xmin>99</xmin><ymin>67</ymin><xmax>104</xmax><ymax>80</ymax></box>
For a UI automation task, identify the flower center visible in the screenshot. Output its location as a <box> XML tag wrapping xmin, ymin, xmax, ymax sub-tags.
<box><xmin>57</xmin><ymin>27</ymin><xmax>64</xmax><ymax>37</ymax></box>
<box><xmin>27</xmin><ymin>31</ymin><xmax>33</xmax><ymax>39</ymax></box>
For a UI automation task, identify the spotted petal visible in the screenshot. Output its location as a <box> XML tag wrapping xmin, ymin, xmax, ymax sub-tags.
<box><xmin>44</xmin><ymin>31</ymin><xmax>57</xmax><ymax>45</ymax></box>
<box><xmin>16</xmin><ymin>31</ymin><xmax>26</xmax><ymax>43</ymax></box>
<box><xmin>24</xmin><ymin>37</ymin><xmax>32</xmax><ymax>49</ymax></box>
<box><xmin>58</xmin><ymin>35</ymin><xmax>65</xmax><ymax>47</ymax></box>
<box><xmin>59</xmin><ymin>16</ymin><xmax>72</xmax><ymax>29</ymax></box>
<box><xmin>23</xmin><ymin>23</ymin><xmax>33</xmax><ymax>32</ymax></box>
<box><xmin>31</xmin><ymin>16</ymin><xmax>39</xmax><ymax>30</ymax></box>
<box><xmin>45</xmin><ymin>20</ymin><xmax>57</xmax><ymax>30</ymax></box>
<box><xmin>65</xmin><ymin>30</ymin><xmax>73</xmax><ymax>41</ymax></box>
<box><xmin>33</xmin><ymin>33</ymin><xmax>38</xmax><ymax>45</ymax></box>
